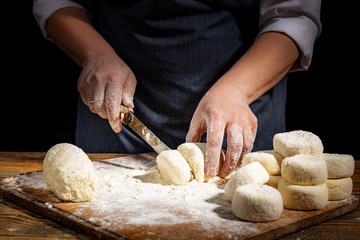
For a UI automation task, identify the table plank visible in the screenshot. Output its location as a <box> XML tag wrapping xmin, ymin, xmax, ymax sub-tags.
<box><xmin>0</xmin><ymin>152</ymin><xmax>359</xmax><ymax>240</ymax></box>
<box><xmin>0</xmin><ymin>198</ymin><xmax>87</xmax><ymax>239</ymax></box>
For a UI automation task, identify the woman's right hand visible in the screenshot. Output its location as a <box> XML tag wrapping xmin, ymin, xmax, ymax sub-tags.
<box><xmin>78</xmin><ymin>51</ymin><xmax>137</xmax><ymax>133</ymax></box>
<box><xmin>46</xmin><ymin>7</ymin><xmax>137</xmax><ymax>133</ymax></box>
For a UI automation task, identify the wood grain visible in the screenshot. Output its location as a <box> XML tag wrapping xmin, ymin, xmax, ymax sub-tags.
<box><xmin>0</xmin><ymin>152</ymin><xmax>359</xmax><ymax>240</ymax></box>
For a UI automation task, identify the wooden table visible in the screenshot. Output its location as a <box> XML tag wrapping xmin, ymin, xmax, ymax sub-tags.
<box><xmin>0</xmin><ymin>152</ymin><xmax>359</xmax><ymax>239</ymax></box>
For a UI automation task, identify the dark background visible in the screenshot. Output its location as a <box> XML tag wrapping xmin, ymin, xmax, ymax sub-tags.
<box><xmin>1</xmin><ymin>2</ymin><xmax>359</xmax><ymax>159</ymax></box>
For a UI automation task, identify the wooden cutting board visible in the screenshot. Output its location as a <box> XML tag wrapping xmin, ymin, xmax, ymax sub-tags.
<box><xmin>0</xmin><ymin>153</ymin><xmax>358</xmax><ymax>240</ymax></box>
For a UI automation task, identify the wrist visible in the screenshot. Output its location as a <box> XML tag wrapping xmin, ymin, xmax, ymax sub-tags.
<box><xmin>213</xmin><ymin>32</ymin><xmax>298</xmax><ymax>105</ymax></box>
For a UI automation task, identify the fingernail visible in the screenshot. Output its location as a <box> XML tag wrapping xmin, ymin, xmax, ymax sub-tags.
<box><xmin>110</xmin><ymin>118</ymin><xmax>122</xmax><ymax>133</ymax></box>
<box><xmin>122</xmin><ymin>95</ymin><xmax>134</xmax><ymax>108</ymax></box>
<box><xmin>205</xmin><ymin>167</ymin><xmax>217</xmax><ymax>178</ymax></box>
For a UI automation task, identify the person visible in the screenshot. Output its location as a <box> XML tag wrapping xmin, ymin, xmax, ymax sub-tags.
<box><xmin>33</xmin><ymin>0</ymin><xmax>321</xmax><ymax>178</ymax></box>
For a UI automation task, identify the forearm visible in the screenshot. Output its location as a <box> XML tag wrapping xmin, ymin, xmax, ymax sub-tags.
<box><xmin>213</xmin><ymin>32</ymin><xmax>299</xmax><ymax>105</ymax></box>
<box><xmin>47</xmin><ymin>7</ymin><xmax>116</xmax><ymax>67</ymax></box>
<box><xmin>47</xmin><ymin>7</ymin><xmax>137</xmax><ymax>133</ymax></box>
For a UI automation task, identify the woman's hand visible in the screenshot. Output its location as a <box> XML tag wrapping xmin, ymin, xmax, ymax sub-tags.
<box><xmin>78</xmin><ymin>51</ymin><xmax>137</xmax><ymax>133</ymax></box>
<box><xmin>186</xmin><ymin>83</ymin><xmax>257</xmax><ymax>178</ymax></box>
<box><xmin>186</xmin><ymin>32</ymin><xmax>299</xmax><ymax>178</ymax></box>
<box><xmin>47</xmin><ymin>7</ymin><xmax>137</xmax><ymax>133</ymax></box>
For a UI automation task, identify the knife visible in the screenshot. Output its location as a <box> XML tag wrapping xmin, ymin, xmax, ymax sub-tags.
<box><xmin>120</xmin><ymin>106</ymin><xmax>171</xmax><ymax>154</ymax></box>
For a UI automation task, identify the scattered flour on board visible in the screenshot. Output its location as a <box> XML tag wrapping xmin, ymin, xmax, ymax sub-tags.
<box><xmin>1</xmin><ymin>155</ymin><xmax>357</xmax><ymax>239</ymax></box>
<box><xmin>80</xmin><ymin>160</ymin><xmax>260</xmax><ymax>235</ymax></box>
<box><xmin>1</xmin><ymin>156</ymin><xmax>262</xmax><ymax>239</ymax></box>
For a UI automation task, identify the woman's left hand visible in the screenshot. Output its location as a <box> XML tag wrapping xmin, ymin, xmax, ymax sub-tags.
<box><xmin>186</xmin><ymin>32</ymin><xmax>299</xmax><ymax>178</ymax></box>
<box><xmin>186</xmin><ymin>82</ymin><xmax>257</xmax><ymax>178</ymax></box>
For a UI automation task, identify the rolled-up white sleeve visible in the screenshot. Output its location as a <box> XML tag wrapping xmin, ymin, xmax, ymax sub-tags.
<box><xmin>33</xmin><ymin>0</ymin><xmax>86</xmax><ymax>39</ymax></box>
<box><xmin>258</xmin><ymin>0</ymin><xmax>322</xmax><ymax>71</ymax></box>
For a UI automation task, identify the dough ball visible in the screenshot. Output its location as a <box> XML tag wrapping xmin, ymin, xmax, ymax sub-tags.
<box><xmin>232</xmin><ymin>184</ymin><xmax>283</xmax><ymax>222</ymax></box>
<box><xmin>322</xmin><ymin>153</ymin><xmax>355</xmax><ymax>178</ymax></box>
<box><xmin>326</xmin><ymin>177</ymin><xmax>353</xmax><ymax>200</ymax></box>
<box><xmin>242</xmin><ymin>150</ymin><xmax>283</xmax><ymax>175</ymax></box>
<box><xmin>273</xmin><ymin>130</ymin><xmax>323</xmax><ymax>158</ymax></box>
<box><xmin>43</xmin><ymin>143</ymin><xmax>96</xmax><ymax>202</ymax></box>
<box><xmin>177</xmin><ymin>142</ymin><xmax>226</xmax><ymax>182</ymax></box>
<box><xmin>156</xmin><ymin>150</ymin><xmax>191</xmax><ymax>185</ymax></box>
<box><xmin>278</xmin><ymin>179</ymin><xmax>328</xmax><ymax>210</ymax></box>
<box><xmin>177</xmin><ymin>142</ymin><xmax>205</xmax><ymax>183</ymax></box>
<box><xmin>266</xmin><ymin>175</ymin><xmax>282</xmax><ymax>189</ymax></box>
<box><xmin>281</xmin><ymin>155</ymin><xmax>327</xmax><ymax>186</ymax></box>
<box><xmin>224</xmin><ymin>162</ymin><xmax>269</xmax><ymax>201</ymax></box>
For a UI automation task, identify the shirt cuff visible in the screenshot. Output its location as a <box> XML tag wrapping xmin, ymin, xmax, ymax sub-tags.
<box><xmin>258</xmin><ymin>15</ymin><xmax>320</xmax><ymax>72</ymax></box>
<box><xmin>33</xmin><ymin>0</ymin><xmax>86</xmax><ymax>40</ymax></box>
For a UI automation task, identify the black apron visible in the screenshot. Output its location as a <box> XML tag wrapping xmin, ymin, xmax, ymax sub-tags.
<box><xmin>75</xmin><ymin>0</ymin><xmax>287</xmax><ymax>153</ymax></box>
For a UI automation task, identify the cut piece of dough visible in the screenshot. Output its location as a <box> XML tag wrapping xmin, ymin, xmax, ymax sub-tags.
<box><xmin>242</xmin><ymin>150</ymin><xmax>283</xmax><ymax>175</ymax></box>
<box><xmin>232</xmin><ymin>184</ymin><xmax>283</xmax><ymax>222</ymax></box>
<box><xmin>177</xmin><ymin>142</ymin><xmax>226</xmax><ymax>182</ymax></box>
<box><xmin>273</xmin><ymin>130</ymin><xmax>323</xmax><ymax>158</ymax></box>
<box><xmin>281</xmin><ymin>155</ymin><xmax>327</xmax><ymax>186</ymax></box>
<box><xmin>326</xmin><ymin>177</ymin><xmax>353</xmax><ymax>200</ymax></box>
<box><xmin>156</xmin><ymin>150</ymin><xmax>191</xmax><ymax>185</ymax></box>
<box><xmin>278</xmin><ymin>179</ymin><xmax>328</xmax><ymax>210</ymax></box>
<box><xmin>224</xmin><ymin>162</ymin><xmax>269</xmax><ymax>201</ymax></box>
<box><xmin>322</xmin><ymin>153</ymin><xmax>355</xmax><ymax>178</ymax></box>
<box><xmin>177</xmin><ymin>142</ymin><xmax>205</xmax><ymax>183</ymax></box>
<box><xmin>266</xmin><ymin>175</ymin><xmax>282</xmax><ymax>189</ymax></box>
<box><xmin>43</xmin><ymin>143</ymin><xmax>96</xmax><ymax>202</ymax></box>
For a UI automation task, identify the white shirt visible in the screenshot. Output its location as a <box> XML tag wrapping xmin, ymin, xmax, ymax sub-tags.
<box><xmin>33</xmin><ymin>0</ymin><xmax>321</xmax><ymax>71</ymax></box>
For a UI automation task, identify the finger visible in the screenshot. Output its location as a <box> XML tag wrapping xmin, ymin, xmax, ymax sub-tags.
<box><xmin>121</xmin><ymin>72</ymin><xmax>137</xmax><ymax>109</ymax></box>
<box><xmin>205</xmin><ymin>120</ymin><xmax>224</xmax><ymax>177</ymax></box>
<box><xmin>87</xmin><ymin>99</ymin><xmax>96</xmax><ymax>114</ymax></box>
<box><xmin>81</xmin><ymin>93</ymin><xmax>96</xmax><ymax>113</ymax></box>
<box><xmin>93</xmin><ymin>83</ymin><xmax>107</xmax><ymax>119</ymax></box>
<box><xmin>219</xmin><ymin>124</ymin><xmax>243</xmax><ymax>178</ymax></box>
<box><xmin>105</xmin><ymin>81</ymin><xmax>123</xmax><ymax>133</ymax></box>
<box><xmin>186</xmin><ymin>115</ymin><xmax>205</xmax><ymax>143</ymax></box>
<box><xmin>78</xmin><ymin>76</ymin><xmax>96</xmax><ymax>113</ymax></box>
<box><xmin>236</xmin><ymin>126</ymin><xmax>256</xmax><ymax>168</ymax></box>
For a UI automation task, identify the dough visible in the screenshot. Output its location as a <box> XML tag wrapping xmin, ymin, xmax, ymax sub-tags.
<box><xmin>242</xmin><ymin>150</ymin><xmax>283</xmax><ymax>175</ymax></box>
<box><xmin>177</xmin><ymin>142</ymin><xmax>205</xmax><ymax>183</ymax></box>
<box><xmin>177</xmin><ymin>142</ymin><xmax>226</xmax><ymax>182</ymax></box>
<box><xmin>266</xmin><ymin>175</ymin><xmax>282</xmax><ymax>189</ymax></box>
<box><xmin>281</xmin><ymin>155</ymin><xmax>327</xmax><ymax>186</ymax></box>
<box><xmin>224</xmin><ymin>162</ymin><xmax>269</xmax><ymax>201</ymax></box>
<box><xmin>156</xmin><ymin>150</ymin><xmax>191</xmax><ymax>185</ymax></box>
<box><xmin>278</xmin><ymin>179</ymin><xmax>328</xmax><ymax>210</ymax></box>
<box><xmin>322</xmin><ymin>153</ymin><xmax>355</xmax><ymax>178</ymax></box>
<box><xmin>232</xmin><ymin>184</ymin><xmax>283</xmax><ymax>222</ymax></box>
<box><xmin>326</xmin><ymin>177</ymin><xmax>353</xmax><ymax>200</ymax></box>
<box><xmin>273</xmin><ymin>130</ymin><xmax>323</xmax><ymax>158</ymax></box>
<box><xmin>43</xmin><ymin>143</ymin><xmax>96</xmax><ymax>202</ymax></box>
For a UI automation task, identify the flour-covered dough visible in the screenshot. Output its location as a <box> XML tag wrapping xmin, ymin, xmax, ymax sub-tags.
<box><xmin>43</xmin><ymin>143</ymin><xmax>96</xmax><ymax>202</ymax></box>
<box><xmin>242</xmin><ymin>150</ymin><xmax>283</xmax><ymax>175</ymax></box>
<box><xmin>278</xmin><ymin>179</ymin><xmax>328</xmax><ymax>210</ymax></box>
<box><xmin>273</xmin><ymin>130</ymin><xmax>323</xmax><ymax>158</ymax></box>
<box><xmin>224</xmin><ymin>162</ymin><xmax>269</xmax><ymax>201</ymax></box>
<box><xmin>322</xmin><ymin>153</ymin><xmax>355</xmax><ymax>178</ymax></box>
<box><xmin>232</xmin><ymin>184</ymin><xmax>283</xmax><ymax>222</ymax></box>
<box><xmin>266</xmin><ymin>175</ymin><xmax>282</xmax><ymax>189</ymax></box>
<box><xmin>177</xmin><ymin>142</ymin><xmax>206</xmax><ymax>183</ymax></box>
<box><xmin>326</xmin><ymin>177</ymin><xmax>353</xmax><ymax>200</ymax></box>
<box><xmin>281</xmin><ymin>155</ymin><xmax>327</xmax><ymax>186</ymax></box>
<box><xmin>156</xmin><ymin>150</ymin><xmax>191</xmax><ymax>185</ymax></box>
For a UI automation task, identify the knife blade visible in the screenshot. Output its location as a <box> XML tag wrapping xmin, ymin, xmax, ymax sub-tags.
<box><xmin>120</xmin><ymin>106</ymin><xmax>171</xmax><ymax>154</ymax></box>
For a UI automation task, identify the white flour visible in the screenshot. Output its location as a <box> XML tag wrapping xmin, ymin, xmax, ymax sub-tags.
<box><xmin>2</xmin><ymin>154</ymin><xmax>357</xmax><ymax>240</ymax></box>
<box><xmin>2</xmin><ymin>155</ymin><xmax>262</xmax><ymax>239</ymax></box>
